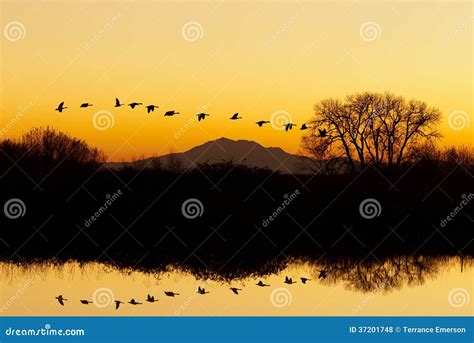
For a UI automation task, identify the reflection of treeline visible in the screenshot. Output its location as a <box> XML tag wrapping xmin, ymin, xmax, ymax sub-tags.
<box><xmin>0</xmin><ymin>127</ymin><xmax>472</xmax><ymax>278</ymax></box>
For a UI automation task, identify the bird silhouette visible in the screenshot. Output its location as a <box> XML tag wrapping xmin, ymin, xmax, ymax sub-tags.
<box><xmin>164</xmin><ymin>291</ymin><xmax>179</xmax><ymax>297</ymax></box>
<box><xmin>146</xmin><ymin>294</ymin><xmax>158</xmax><ymax>303</ymax></box>
<box><xmin>146</xmin><ymin>105</ymin><xmax>159</xmax><ymax>113</ymax></box>
<box><xmin>300</xmin><ymin>124</ymin><xmax>309</xmax><ymax>130</ymax></box>
<box><xmin>115</xmin><ymin>98</ymin><xmax>124</xmax><ymax>107</ymax></box>
<box><xmin>80</xmin><ymin>299</ymin><xmax>93</xmax><ymax>304</ymax></box>
<box><xmin>256</xmin><ymin>280</ymin><xmax>270</xmax><ymax>287</ymax></box>
<box><xmin>197</xmin><ymin>286</ymin><xmax>209</xmax><ymax>295</ymax></box>
<box><xmin>128</xmin><ymin>298</ymin><xmax>142</xmax><ymax>305</ymax></box>
<box><xmin>128</xmin><ymin>102</ymin><xmax>142</xmax><ymax>109</ymax></box>
<box><xmin>256</xmin><ymin>121</ymin><xmax>270</xmax><ymax>127</ymax></box>
<box><xmin>114</xmin><ymin>300</ymin><xmax>124</xmax><ymax>310</ymax></box>
<box><xmin>230</xmin><ymin>287</ymin><xmax>242</xmax><ymax>295</ymax></box>
<box><xmin>196</xmin><ymin>113</ymin><xmax>210</xmax><ymax>121</ymax></box>
<box><xmin>80</xmin><ymin>103</ymin><xmax>93</xmax><ymax>108</ymax></box>
<box><xmin>164</xmin><ymin>110</ymin><xmax>180</xmax><ymax>116</ymax></box>
<box><xmin>230</xmin><ymin>113</ymin><xmax>242</xmax><ymax>120</ymax></box>
<box><xmin>318</xmin><ymin>128</ymin><xmax>327</xmax><ymax>137</ymax></box>
<box><xmin>300</xmin><ymin>277</ymin><xmax>311</xmax><ymax>284</ymax></box>
<box><xmin>318</xmin><ymin>270</ymin><xmax>328</xmax><ymax>279</ymax></box>
<box><xmin>55</xmin><ymin>102</ymin><xmax>67</xmax><ymax>113</ymax></box>
<box><xmin>284</xmin><ymin>276</ymin><xmax>296</xmax><ymax>284</ymax></box>
<box><xmin>55</xmin><ymin>295</ymin><xmax>67</xmax><ymax>306</ymax></box>
<box><xmin>285</xmin><ymin>123</ymin><xmax>297</xmax><ymax>131</ymax></box>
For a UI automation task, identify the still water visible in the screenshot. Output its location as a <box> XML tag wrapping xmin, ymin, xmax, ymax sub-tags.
<box><xmin>0</xmin><ymin>257</ymin><xmax>472</xmax><ymax>316</ymax></box>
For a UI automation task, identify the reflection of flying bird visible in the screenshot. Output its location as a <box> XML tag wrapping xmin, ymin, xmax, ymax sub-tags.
<box><xmin>114</xmin><ymin>300</ymin><xmax>124</xmax><ymax>310</ymax></box>
<box><xmin>80</xmin><ymin>103</ymin><xmax>93</xmax><ymax>108</ymax></box>
<box><xmin>80</xmin><ymin>299</ymin><xmax>93</xmax><ymax>304</ymax></box>
<box><xmin>55</xmin><ymin>295</ymin><xmax>67</xmax><ymax>306</ymax></box>
<box><xmin>164</xmin><ymin>110</ymin><xmax>180</xmax><ymax>117</ymax></box>
<box><xmin>128</xmin><ymin>298</ymin><xmax>142</xmax><ymax>305</ymax></box>
<box><xmin>300</xmin><ymin>277</ymin><xmax>311</xmax><ymax>284</ymax></box>
<box><xmin>196</xmin><ymin>113</ymin><xmax>210</xmax><ymax>121</ymax></box>
<box><xmin>164</xmin><ymin>291</ymin><xmax>180</xmax><ymax>297</ymax></box>
<box><xmin>319</xmin><ymin>270</ymin><xmax>328</xmax><ymax>279</ymax></box>
<box><xmin>55</xmin><ymin>102</ymin><xmax>67</xmax><ymax>113</ymax></box>
<box><xmin>230</xmin><ymin>287</ymin><xmax>242</xmax><ymax>295</ymax></box>
<box><xmin>300</xmin><ymin>124</ymin><xmax>309</xmax><ymax>130</ymax></box>
<box><xmin>146</xmin><ymin>105</ymin><xmax>159</xmax><ymax>113</ymax></box>
<box><xmin>146</xmin><ymin>294</ymin><xmax>158</xmax><ymax>303</ymax></box>
<box><xmin>128</xmin><ymin>102</ymin><xmax>143</xmax><ymax>109</ymax></box>
<box><xmin>284</xmin><ymin>276</ymin><xmax>296</xmax><ymax>284</ymax></box>
<box><xmin>256</xmin><ymin>280</ymin><xmax>270</xmax><ymax>287</ymax></box>
<box><xmin>256</xmin><ymin>121</ymin><xmax>270</xmax><ymax>127</ymax></box>
<box><xmin>230</xmin><ymin>113</ymin><xmax>242</xmax><ymax>120</ymax></box>
<box><xmin>285</xmin><ymin>123</ymin><xmax>297</xmax><ymax>131</ymax></box>
<box><xmin>197</xmin><ymin>286</ymin><xmax>209</xmax><ymax>295</ymax></box>
<box><xmin>115</xmin><ymin>98</ymin><xmax>124</xmax><ymax>107</ymax></box>
<box><xmin>318</xmin><ymin>128</ymin><xmax>327</xmax><ymax>137</ymax></box>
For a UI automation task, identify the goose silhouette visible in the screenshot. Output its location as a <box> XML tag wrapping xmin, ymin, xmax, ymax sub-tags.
<box><xmin>80</xmin><ymin>299</ymin><xmax>93</xmax><ymax>304</ymax></box>
<box><xmin>128</xmin><ymin>298</ymin><xmax>142</xmax><ymax>305</ymax></box>
<box><xmin>318</xmin><ymin>270</ymin><xmax>328</xmax><ymax>279</ymax></box>
<box><xmin>256</xmin><ymin>121</ymin><xmax>270</xmax><ymax>127</ymax></box>
<box><xmin>146</xmin><ymin>294</ymin><xmax>158</xmax><ymax>303</ymax></box>
<box><xmin>164</xmin><ymin>291</ymin><xmax>179</xmax><ymax>297</ymax></box>
<box><xmin>230</xmin><ymin>287</ymin><xmax>242</xmax><ymax>295</ymax></box>
<box><xmin>55</xmin><ymin>295</ymin><xmax>67</xmax><ymax>306</ymax></box>
<box><xmin>128</xmin><ymin>102</ymin><xmax>142</xmax><ymax>109</ymax></box>
<box><xmin>146</xmin><ymin>105</ymin><xmax>159</xmax><ymax>113</ymax></box>
<box><xmin>55</xmin><ymin>102</ymin><xmax>67</xmax><ymax>113</ymax></box>
<box><xmin>197</xmin><ymin>286</ymin><xmax>209</xmax><ymax>295</ymax></box>
<box><xmin>114</xmin><ymin>300</ymin><xmax>124</xmax><ymax>310</ymax></box>
<box><xmin>196</xmin><ymin>113</ymin><xmax>210</xmax><ymax>121</ymax></box>
<box><xmin>115</xmin><ymin>98</ymin><xmax>124</xmax><ymax>107</ymax></box>
<box><xmin>230</xmin><ymin>113</ymin><xmax>242</xmax><ymax>120</ymax></box>
<box><xmin>164</xmin><ymin>110</ymin><xmax>180</xmax><ymax>117</ymax></box>
<box><xmin>285</xmin><ymin>123</ymin><xmax>297</xmax><ymax>131</ymax></box>
<box><xmin>300</xmin><ymin>277</ymin><xmax>311</xmax><ymax>284</ymax></box>
<box><xmin>256</xmin><ymin>280</ymin><xmax>270</xmax><ymax>287</ymax></box>
<box><xmin>80</xmin><ymin>103</ymin><xmax>93</xmax><ymax>108</ymax></box>
<box><xmin>300</xmin><ymin>124</ymin><xmax>309</xmax><ymax>130</ymax></box>
<box><xmin>284</xmin><ymin>276</ymin><xmax>296</xmax><ymax>284</ymax></box>
<box><xmin>318</xmin><ymin>128</ymin><xmax>327</xmax><ymax>137</ymax></box>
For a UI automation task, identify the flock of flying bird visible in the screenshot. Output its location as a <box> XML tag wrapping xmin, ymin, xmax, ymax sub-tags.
<box><xmin>54</xmin><ymin>99</ymin><xmax>328</xmax><ymax>135</ymax></box>
<box><xmin>54</xmin><ymin>271</ymin><xmax>328</xmax><ymax>309</ymax></box>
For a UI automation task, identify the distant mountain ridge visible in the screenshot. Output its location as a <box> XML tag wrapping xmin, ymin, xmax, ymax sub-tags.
<box><xmin>107</xmin><ymin>137</ymin><xmax>316</xmax><ymax>174</ymax></box>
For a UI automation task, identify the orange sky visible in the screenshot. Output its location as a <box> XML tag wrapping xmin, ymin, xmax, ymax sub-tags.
<box><xmin>1</xmin><ymin>0</ymin><xmax>472</xmax><ymax>161</ymax></box>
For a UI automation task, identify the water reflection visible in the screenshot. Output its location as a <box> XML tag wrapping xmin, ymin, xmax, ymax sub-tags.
<box><xmin>0</xmin><ymin>256</ymin><xmax>472</xmax><ymax>316</ymax></box>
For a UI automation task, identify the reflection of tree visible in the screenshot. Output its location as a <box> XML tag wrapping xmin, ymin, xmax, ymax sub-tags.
<box><xmin>309</xmin><ymin>256</ymin><xmax>451</xmax><ymax>293</ymax></box>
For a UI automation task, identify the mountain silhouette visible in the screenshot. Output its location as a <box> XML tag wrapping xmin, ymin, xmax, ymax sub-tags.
<box><xmin>108</xmin><ymin>138</ymin><xmax>322</xmax><ymax>174</ymax></box>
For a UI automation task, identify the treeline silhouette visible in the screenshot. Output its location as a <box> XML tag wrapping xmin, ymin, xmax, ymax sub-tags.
<box><xmin>0</xmin><ymin>127</ymin><xmax>472</xmax><ymax>278</ymax></box>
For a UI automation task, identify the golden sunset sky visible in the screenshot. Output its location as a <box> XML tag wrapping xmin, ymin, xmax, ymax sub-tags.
<box><xmin>1</xmin><ymin>0</ymin><xmax>472</xmax><ymax>161</ymax></box>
